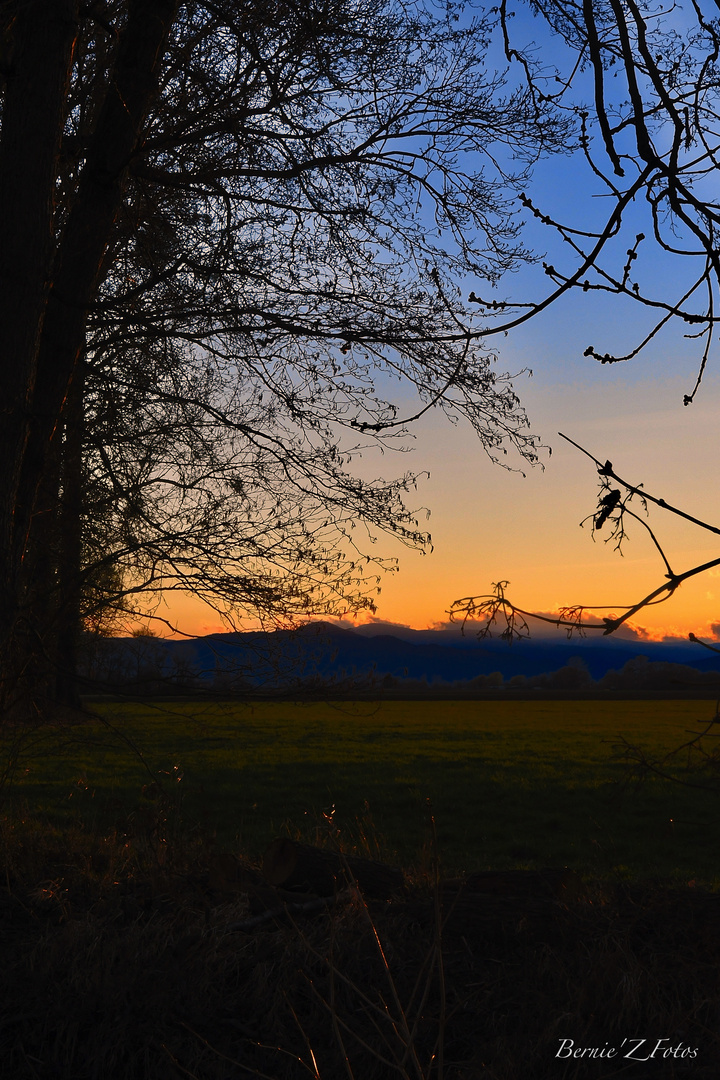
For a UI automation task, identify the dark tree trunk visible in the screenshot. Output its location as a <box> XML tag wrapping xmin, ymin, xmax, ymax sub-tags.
<box><xmin>0</xmin><ymin>0</ymin><xmax>179</xmax><ymax>718</ymax></box>
<box><xmin>0</xmin><ymin>0</ymin><xmax>79</xmax><ymax>710</ymax></box>
<box><xmin>13</xmin><ymin>427</ymin><xmax>63</xmax><ymax>711</ymax></box>
<box><xmin>54</xmin><ymin>359</ymin><xmax>86</xmax><ymax>707</ymax></box>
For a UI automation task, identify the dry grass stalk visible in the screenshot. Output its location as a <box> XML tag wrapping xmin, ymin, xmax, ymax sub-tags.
<box><xmin>2</xmin><ymin>806</ymin><xmax>720</xmax><ymax>1078</ymax></box>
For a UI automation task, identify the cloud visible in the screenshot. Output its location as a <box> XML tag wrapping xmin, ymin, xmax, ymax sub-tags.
<box><xmin>614</xmin><ymin>623</ymin><xmax>652</xmax><ymax>641</ymax></box>
<box><xmin>323</xmin><ymin>615</ymin><xmax>415</xmax><ymax>635</ymax></box>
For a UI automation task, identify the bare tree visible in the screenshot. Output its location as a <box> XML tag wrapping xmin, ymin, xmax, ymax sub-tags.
<box><xmin>450</xmin><ymin>432</ymin><xmax>720</xmax><ymax>639</ymax></box>
<box><xmin>451</xmin><ymin>0</ymin><xmax>720</xmax><ymax>648</ymax></box>
<box><xmin>0</xmin><ymin>0</ymin><xmax>572</xmax><ymax>716</ymax></box>
<box><xmin>472</xmin><ymin>0</ymin><xmax>720</xmax><ymax>393</ymax></box>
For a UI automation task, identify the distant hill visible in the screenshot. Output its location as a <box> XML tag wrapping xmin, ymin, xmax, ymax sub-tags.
<box><xmin>80</xmin><ymin>621</ymin><xmax>720</xmax><ymax>697</ymax></box>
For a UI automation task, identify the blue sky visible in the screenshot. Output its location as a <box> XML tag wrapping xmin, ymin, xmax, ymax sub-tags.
<box><xmin>159</xmin><ymin>2</ymin><xmax>720</xmax><ymax>643</ymax></box>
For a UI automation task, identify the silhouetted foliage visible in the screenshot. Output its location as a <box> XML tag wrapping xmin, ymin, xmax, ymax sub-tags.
<box><xmin>0</xmin><ymin>0</ymin><xmax>571</xmax><ymax>717</ymax></box>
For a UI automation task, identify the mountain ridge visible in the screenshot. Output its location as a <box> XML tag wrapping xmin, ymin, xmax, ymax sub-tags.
<box><xmin>82</xmin><ymin>620</ymin><xmax>720</xmax><ymax>694</ymax></box>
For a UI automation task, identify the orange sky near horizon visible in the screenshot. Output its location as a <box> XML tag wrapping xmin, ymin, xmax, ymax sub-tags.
<box><xmin>139</xmin><ymin>126</ymin><xmax>720</xmax><ymax>646</ymax></box>
<box><xmin>151</xmin><ymin>347</ymin><xmax>720</xmax><ymax>645</ymax></box>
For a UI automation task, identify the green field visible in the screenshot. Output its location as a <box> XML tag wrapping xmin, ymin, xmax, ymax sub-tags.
<box><xmin>5</xmin><ymin>697</ymin><xmax>720</xmax><ymax>881</ymax></box>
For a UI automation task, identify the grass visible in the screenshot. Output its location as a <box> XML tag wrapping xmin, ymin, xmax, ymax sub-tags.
<box><xmin>3</xmin><ymin>697</ymin><xmax>720</xmax><ymax>881</ymax></box>
<box><xmin>3</xmin><ymin>698</ymin><xmax>720</xmax><ymax>1078</ymax></box>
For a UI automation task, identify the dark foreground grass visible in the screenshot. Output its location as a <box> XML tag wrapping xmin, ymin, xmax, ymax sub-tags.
<box><xmin>3</xmin><ymin>699</ymin><xmax>720</xmax><ymax>1078</ymax></box>
<box><xmin>2</xmin><ymin>808</ymin><xmax>720</xmax><ymax>1079</ymax></box>
<box><xmin>4</xmin><ymin>697</ymin><xmax>720</xmax><ymax>880</ymax></box>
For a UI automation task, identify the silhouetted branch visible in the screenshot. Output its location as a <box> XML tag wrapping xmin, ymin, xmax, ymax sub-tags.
<box><xmin>615</xmin><ymin>704</ymin><xmax>720</xmax><ymax>790</ymax></box>
<box><xmin>501</xmin><ymin>0</ymin><xmax>720</xmax><ymax>401</ymax></box>
<box><xmin>451</xmin><ymin>434</ymin><xmax>720</xmax><ymax>642</ymax></box>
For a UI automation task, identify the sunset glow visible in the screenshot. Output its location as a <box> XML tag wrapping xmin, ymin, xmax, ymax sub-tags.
<box><xmin>155</xmin><ymin>359</ymin><xmax>720</xmax><ymax>644</ymax></box>
<box><xmin>127</xmin><ymin>11</ymin><xmax>720</xmax><ymax>648</ymax></box>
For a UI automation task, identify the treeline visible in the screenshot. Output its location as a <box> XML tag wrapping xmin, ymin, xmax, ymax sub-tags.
<box><xmin>80</xmin><ymin>637</ymin><xmax>720</xmax><ymax>699</ymax></box>
<box><xmin>380</xmin><ymin>657</ymin><xmax>720</xmax><ymax>698</ymax></box>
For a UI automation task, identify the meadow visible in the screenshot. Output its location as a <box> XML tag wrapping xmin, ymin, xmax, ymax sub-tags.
<box><xmin>5</xmin><ymin>696</ymin><xmax>720</xmax><ymax>882</ymax></box>
<box><xmin>4</xmin><ymin>698</ymin><xmax>720</xmax><ymax>1080</ymax></box>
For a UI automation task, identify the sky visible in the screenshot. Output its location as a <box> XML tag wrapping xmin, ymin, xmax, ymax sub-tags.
<box><xmin>152</xmin><ymin>4</ymin><xmax>720</xmax><ymax>645</ymax></box>
<box><xmin>166</xmin><ymin>350</ymin><xmax>720</xmax><ymax>643</ymax></box>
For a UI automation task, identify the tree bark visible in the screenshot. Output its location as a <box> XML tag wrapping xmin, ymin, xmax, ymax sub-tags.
<box><xmin>0</xmin><ymin>0</ymin><xmax>78</xmax><ymax>699</ymax></box>
<box><xmin>0</xmin><ymin>0</ymin><xmax>180</xmax><ymax>716</ymax></box>
<box><xmin>54</xmin><ymin>358</ymin><xmax>86</xmax><ymax>706</ymax></box>
<box><xmin>15</xmin><ymin>0</ymin><xmax>179</xmax><ymax>585</ymax></box>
